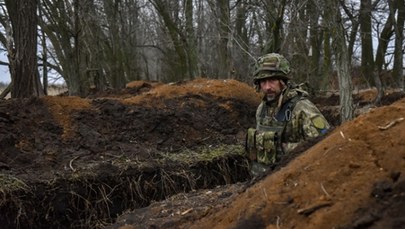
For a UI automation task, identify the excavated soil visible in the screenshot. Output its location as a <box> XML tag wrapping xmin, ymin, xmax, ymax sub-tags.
<box><xmin>0</xmin><ymin>78</ymin><xmax>404</xmax><ymax>229</ymax></box>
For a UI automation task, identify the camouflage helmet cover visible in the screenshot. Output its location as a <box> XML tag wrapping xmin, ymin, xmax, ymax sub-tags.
<box><xmin>253</xmin><ymin>53</ymin><xmax>291</xmax><ymax>84</ymax></box>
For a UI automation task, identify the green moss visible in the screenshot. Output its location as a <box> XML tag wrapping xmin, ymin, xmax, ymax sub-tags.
<box><xmin>158</xmin><ymin>144</ymin><xmax>245</xmax><ymax>164</ymax></box>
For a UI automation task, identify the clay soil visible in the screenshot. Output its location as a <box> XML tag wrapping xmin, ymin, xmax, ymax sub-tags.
<box><xmin>0</xmin><ymin>78</ymin><xmax>404</xmax><ymax>229</ymax></box>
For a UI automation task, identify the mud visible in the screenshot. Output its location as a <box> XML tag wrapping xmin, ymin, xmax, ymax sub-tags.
<box><xmin>0</xmin><ymin>79</ymin><xmax>404</xmax><ymax>229</ymax></box>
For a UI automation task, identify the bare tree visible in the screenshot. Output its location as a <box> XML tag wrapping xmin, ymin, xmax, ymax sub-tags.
<box><xmin>322</xmin><ymin>23</ymin><xmax>333</xmax><ymax>90</ymax></box>
<box><xmin>0</xmin><ymin>0</ymin><xmax>400</xmax><ymax>102</ymax></box>
<box><xmin>390</xmin><ymin>0</ymin><xmax>405</xmax><ymax>90</ymax></box>
<box><xmin>263</xmin><ymin>0</ymin><xmax>287</xmax><ymax>53</ymax></box>
<box><xmin>39</xmin><ymin>0</ymin><xmax>48</xmax><ymax>95</ymax></box>
<box><xmin>216</xmin><ymin>0</ymin><xmax>231</xmax><ymax>78</ymax></box>
<box><xmin>287</xmin><ymin>0</ymin><xmax>310</xmax><ymax>84</ymax></box>
<box><xmin>185</xmin><ymin>0</ymin><xmax>199</xmax><ymax>78</ymax></box>
<box><xmin>360</xmin><ymin>0</ymin><xmax>384</xmax><ymax>103</ymax></box>
<box><xmin>233</xmin><ymin>0</ymin><xmax>251</xmax><ymax>80</ymax></box>
<box><xmin>374</xmin><ymin>4</ymin><xmax>395</xmax><ymax>75</ymax></box>
<box><xmin>4</xmin><ymin>0</ymin><xmax>43</xmax><ymax>98</ymax></box>
<box><xmin>148</xmin><ymin>0</ymin><xmax>199</xmax><ymax>81</ymax></box>
<box><xmin>101</xmin><ymin>0</ymin><xmax>128</xmax><ymax>89</ymax></box>
<box><xmin>40</xmin><ymin>0</ymin><xmax>143</xmax><ymax>95</ymax></box>
<box><xmin>325</xmin><ymin>0</ymin><xmax>354</xmax><ymax>122</ymax></box>
<box><xmin>340</xmin><ymin>1</ymin><xmax>360</xmax><ymax>61</ymax></box>
<box><xmin>307</xmin><ymin>0</ymin><xmax>326</xmax><ymax>92</ymax></box>
<box><xmin>360</xmin><ymin>0</ymin><xmax>375</xmax><ymax>87</ymax></box>
<box><xmin>40</xmin><ymin>0</ymin><xmax>82</xmax><ymax>95</ymax></box>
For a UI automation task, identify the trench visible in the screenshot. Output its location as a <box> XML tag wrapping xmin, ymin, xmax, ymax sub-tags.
<box><xmin>0</xmin><ymin>154</ymin><xmax>250</xmax><ymax>229</ymax></box>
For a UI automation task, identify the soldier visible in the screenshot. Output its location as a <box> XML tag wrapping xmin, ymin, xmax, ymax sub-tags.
<box><xmin>246</xmin><ymin>53</ymin><xmax>330</xmax><ymax>176</ymax></box>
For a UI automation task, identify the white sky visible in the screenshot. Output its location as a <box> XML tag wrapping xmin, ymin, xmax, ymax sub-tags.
<box><xmin>0</xmin><ymin>52</ymin><xmax>10</xmax><ymax>83</ymax></box>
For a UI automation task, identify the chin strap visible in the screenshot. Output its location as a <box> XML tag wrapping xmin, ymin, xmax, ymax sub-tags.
<box><xmin>276</xmin><ymin>81</ymin><xmax>288</xmax><ymax>110</ymax></box>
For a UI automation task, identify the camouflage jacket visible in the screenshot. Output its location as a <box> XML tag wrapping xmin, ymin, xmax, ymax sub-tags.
<box><xmin>255</xmin><ymin>84</ymin><xmax>330</xmax><ymax>154</ymax></box>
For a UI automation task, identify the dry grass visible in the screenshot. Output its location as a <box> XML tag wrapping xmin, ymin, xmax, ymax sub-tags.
<box><xmin>0</xmin><ymin>85</ymin><xmax>67</xmax><ymax>99</ymax></box>
<box><xmin>0</xmin><ymin>143</ymin><xmax>250</xmax><ymax>228</ymax></box>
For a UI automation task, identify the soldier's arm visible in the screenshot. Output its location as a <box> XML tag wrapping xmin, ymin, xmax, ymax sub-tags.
<box><xmin>295</xmin><ymin>99</ymin><xmax>330</xmax><ymax>139</ymax></box>
<box><xmin>282</xmin><ymin>99</ymin><xmax>330</xmax><ymax>153</ymax></box>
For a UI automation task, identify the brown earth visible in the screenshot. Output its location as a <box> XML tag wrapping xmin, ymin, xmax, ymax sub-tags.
<box><xmin>0</xmin><ymin>78</ymin><xmax>404</xmax><ymax>229</ymax></box>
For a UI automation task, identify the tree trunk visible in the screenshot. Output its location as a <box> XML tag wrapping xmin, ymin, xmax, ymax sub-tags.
<box><xmin>391</xmin><ymin>0</ymin><xmax>405</xmax><ymax>89</ymax></box>
<box><xmin>360</xmin><ymin>0</ymin><xmax>375</xmax><ymax>86</ymax></box>
<box><xmin>69</xmin><ymin>0</ymin><xmax>82</xmax><ymax>96</ymax></box>
<box><xmin>103</xmin><ymin>0</ymin><xmax>127</xmax><ymax>89</ymax></box>
<box><xmin>39</xmin><ymin>1</ymin><xmax>48</xmax><ymax>95</ymax></box>
<box><xmin>216</xmin><ymin>0</ymin><xmax>231</xmax><ymax>78</ymax></box>
<box><xmin>335</xmin><ymin>26</ymin><xmax>354</xmax><ymax>122</ymax></box>
<box><xmin>360</xmin><ymin>0</ymin><xmax>383</xmax><ymax>104</ymax></box>
<box><xmin>327</xmin><ymin>1</ymin><xmax>354</xmax><ymax>123</ymax></box>
<box><xmin>308</xmin><ymin>0</ymin><xmax>323</xmax><ymax>92</ymax></box>
<box><xmin>375</xmin><ymin>9</ymin><xmax>394</xmax><ymax>74</ymax></box>
<box><xmin>5</xmin><ymin>0</ymin><xmax>43</xmax><ymax>98</ymax></box>
<box><xmin>264</xmin><ymin>0</ymin><xmax>287</xmax><ymax>53</ymax></box>
<box><xmin>185</xmin><ymin>0</ymin><xmax>198</xmax><ymax>79</ymax></box>
<box><xmin>340</xmin><ymin>1</ymin><xmax>360</xmax><ymax>60</ymax></box>
<box><xmin>232</xmin><ymin>1</ymin><xmax>251</xmax><ymax>80</ymax></box>
<box><xmin>322</xmin><ymin>28</ymin><xmax>333</xmax><ymax>90</ymax></box>
<box><xmin>150</xmin><ymin>0</ymin><xmax>189</xmax><ymax>81</ymax></box>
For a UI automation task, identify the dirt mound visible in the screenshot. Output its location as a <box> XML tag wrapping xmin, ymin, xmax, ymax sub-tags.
<box><xmin>109</xmin><ymin>92</ymin><xmax>405</xmax><ymax>229</ymax></box>
<box><xmin>0</xmin><ymin>78</ymin><xmax>404</xmax><ymax>229</ymax></box>
<box><xmin>188</xmin><ymin>98</ymin><xmax>405</xmax><ymax>229</ymax></box>
<box><xmin>0</xmin><ymin>79</ymin><xmax>258</xmax><ymax>228</ymax></box>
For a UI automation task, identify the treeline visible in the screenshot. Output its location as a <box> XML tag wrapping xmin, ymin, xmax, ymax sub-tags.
<box><xmin>0</xmin><ymin>0</ymin><xmax>404</xmax><ymax>119</ymax></box>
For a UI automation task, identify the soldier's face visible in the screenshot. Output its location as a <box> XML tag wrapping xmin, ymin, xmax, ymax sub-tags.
<box><xmin>260</xmin><ymin>78</ymin><xmax>283</xmax><ymax>102</ymax></box>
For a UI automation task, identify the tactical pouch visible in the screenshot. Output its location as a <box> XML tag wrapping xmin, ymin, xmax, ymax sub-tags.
<box><xmin>256</xmin><ymin>130</ymin><xmax>277</xmax><ymax>165</ymax></box>
<box><xmin>246</xmin><ymin>128</ymin><xmax>257</xmax><ymax>160</ymax></box>
<box><xmin>246</xmin><ymin>128</ymin><xmax>278</xmax><ymax>165</ymax></box>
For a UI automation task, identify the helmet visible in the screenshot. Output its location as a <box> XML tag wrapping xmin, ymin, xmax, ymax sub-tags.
<box><xmin>253</xmin><ymin>53</ymin><xmax>291</xmax><ymax>84</ymax></box>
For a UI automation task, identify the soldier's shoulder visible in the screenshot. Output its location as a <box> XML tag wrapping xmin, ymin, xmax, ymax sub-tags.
<box><xmin>293</xmin><ymin>97</ymin><xmax>320</xmax><ymax>113</ymax></box>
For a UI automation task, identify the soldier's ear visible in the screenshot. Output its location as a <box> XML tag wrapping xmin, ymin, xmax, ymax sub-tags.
<box><xmin>279</xmin><ymin>79</ymin><xmax>286</xmax><ymax>88</ymax></box>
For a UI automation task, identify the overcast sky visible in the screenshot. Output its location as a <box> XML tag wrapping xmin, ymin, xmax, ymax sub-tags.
<box><xmin>0</xmin><ymin>52</ymin><xmax>10</xmax><ymax>83</ymax></box>
<box><xmin>0</xmin><ymin>70</ymin><xmax>9</xmax><ymax>83</ymax></box>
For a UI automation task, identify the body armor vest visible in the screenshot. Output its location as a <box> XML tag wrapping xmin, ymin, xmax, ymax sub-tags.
<box><xmin>256</xmin><ymin>95</ymin><xmax>300</xmax><ymax>155</ymax></box>
<box><xmin>245</xmin><ymin>95</ymin><xmax>302</xmax><ymax>166</ymax></box>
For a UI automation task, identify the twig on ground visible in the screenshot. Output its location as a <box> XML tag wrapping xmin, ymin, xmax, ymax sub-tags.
<box><xmin>181</xmin><ymin>208</ymin><xmax>193</xmax><ymax>215</ymax></box>
<box><xmin>69</xmin><ymin>156</ymin><xmax>80</xmax><ymax>172</ymax></box>
<box><xmin>297</xmin><ymin>201</ymin><xmax>333</xmax><ymax>216</ymax></box>
<box><xmin>320</xmin><ymin>183</ymin><xmax>331</xmax><ymax>198</ymax></box>
<box><xmin>378</xmin><ymin>117</ymin><xmax>404</xmax><ymax>130</ymax></box>
<box><xmin>262</xmin><ymin>188</ymin><xmax>268</xmax><ymax>199</ymax></box>
<box><xmin>339</xmin><ymin>131</ymin><xmax>345</xmax><ymax>139</ymax></box>
<box><xmin>276</xmin><ymin>216</ymin><xmax>281</xmax><ymax>229</ymax></box>
<box><xmin>103</xmin><ymin>152</ymin><xmax>124</xmax><ymax>158</ymax></box>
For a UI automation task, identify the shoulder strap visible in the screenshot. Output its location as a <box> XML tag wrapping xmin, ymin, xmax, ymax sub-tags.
<box><xmin>274</xmin><ymin>95</ymin><xmax>302</xmax><ymax>122</ymax></box>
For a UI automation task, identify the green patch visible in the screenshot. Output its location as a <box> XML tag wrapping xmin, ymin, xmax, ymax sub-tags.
<box><xmin>312</xmin><ymin>116</ymin><xmax>326</xmax><ymax>129</ymax></box>
<box><xmin>158</xmin><ymin>144</ymin><xmax>245</xmax><ymax>164</ymax></box>
<box><xmin>0</xmin><ymin>144</ymin><xmax>250</xmax><ymax>229</ymax></box>
<box><xmin>0</xmin><ymin>174</ymin><xmax>30</xmax><ymax>192</ymax></box>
